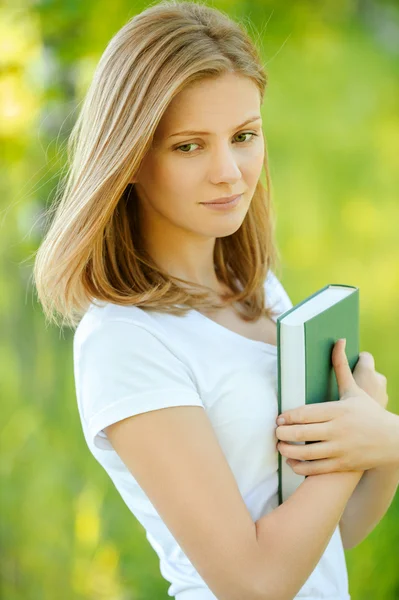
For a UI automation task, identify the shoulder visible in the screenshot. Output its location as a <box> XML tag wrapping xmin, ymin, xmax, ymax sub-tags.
<box><xmin>73</xmin><ymin>300</ymin><xmax>198</xmax><ymax>385</ymax></box>
<box><xmin>73</xmin><ymin>301</ymin><xmax>193</xmax><ymax>384</ymax></box>
<box><xmin>74</xmin><ymin>300</ymin><xmax>167</xmax><ymax>352</ymax></box>
<box><xmin>73</xmin><ymin>302</ymin><xmax>203</xmax><ymax>452</ymax></box>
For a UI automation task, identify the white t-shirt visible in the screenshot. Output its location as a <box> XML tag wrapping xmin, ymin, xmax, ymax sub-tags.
<box><xmin>73</xmin><ymin>269</ymin><xmax>350</xmax><ymax>600</ymax></box>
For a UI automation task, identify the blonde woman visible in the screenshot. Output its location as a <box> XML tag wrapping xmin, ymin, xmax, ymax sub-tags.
<box><xmin>34</xmin><ymin>1</ymin><xmax>399</xmax><ymax>598</ymax></box>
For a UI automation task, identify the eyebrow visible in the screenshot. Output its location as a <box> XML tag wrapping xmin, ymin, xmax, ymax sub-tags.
<box><xmin>167</xmin><ymin>115</ymin><xmax>262</xmax><ymax>138</ymax></box>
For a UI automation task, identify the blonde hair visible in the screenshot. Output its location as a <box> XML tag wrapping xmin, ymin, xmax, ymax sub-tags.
<box><xmin>33</xmin><ymin>0</ymin><xmax>282</xmax><ymax>329</ymax></box>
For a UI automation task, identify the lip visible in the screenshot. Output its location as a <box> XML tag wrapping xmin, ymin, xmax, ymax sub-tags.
<box><xmin>200</xmin><ymin>193</ymin><xmax>242</xmax><ymax>211</ymax></box>
<box><xmin>202</xmin><ymin>193</ymin><xmax>242</xmax><ymax>205</ymax></box>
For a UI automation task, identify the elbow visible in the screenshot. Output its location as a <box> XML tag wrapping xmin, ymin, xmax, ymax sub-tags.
<box><xmin>342</xmin><ymin>537</ymin><xmax>362</xmax><ymax>551</ymax></box>
<box><xmin>250</xmin><ymin>577</ymin><xmax>291</xmax><ymax>600</ymax></box>
<box><xmin>343</xmin><ymin>542</ymin><xmax>357</xmax><ymax>551</ymax></box>
<box><xmin>251</xmin><ymin>590</ymin><xmax>293</xmax><ymax>600</ymax></box>
<box><xmin>249</xmin><ymin>542</ymin><xmax>293</xmax><ymax>600</ymax></box>
<box><xmin>339</xmin><ymin>522</ymin><xmax>364</xmax><ymax>551</ymax></box>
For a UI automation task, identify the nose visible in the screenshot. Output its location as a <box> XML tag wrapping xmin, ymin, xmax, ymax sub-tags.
<box><xmin>209</xmin><ymin>143</ymin><xmax>242</xmax><ymax>184</ymax></box>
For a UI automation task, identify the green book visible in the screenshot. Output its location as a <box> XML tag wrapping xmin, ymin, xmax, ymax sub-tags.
<box><xmin>276</xmin><ymin>284</ymin><xmax>360</xmax><ymax>505</ymax></box>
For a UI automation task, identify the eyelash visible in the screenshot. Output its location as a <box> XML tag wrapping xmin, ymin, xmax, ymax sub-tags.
<box><xmin>174</xmin><ymin>132</ymin><xmax>259</xmax><ymax>154</ymax></box>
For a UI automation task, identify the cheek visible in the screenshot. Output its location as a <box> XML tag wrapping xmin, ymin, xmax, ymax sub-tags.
<box><xmin>242</xmin><ymin>146</ymin><xmax>264</xmax><ymax>184</ymax></box>
<box><xmin>159</xmin><ymin>158</ymin><xmax>203</xmax><ymax>192</ymax></box>
<box><xmin>253</xmin><ymin>138</ymin><xmax>265</xmax><ymax>167</ymax></box>
<box><xmin>151</xmin><ymin>170</ymin><xmax>198</xmax><ymax>218</ymax></box>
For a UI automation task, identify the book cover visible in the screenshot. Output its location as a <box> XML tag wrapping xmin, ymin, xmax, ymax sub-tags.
<box><xmin>276</xmin><ymin>284</ymin><xmax>360</xmax><ymax>505</ymax></box>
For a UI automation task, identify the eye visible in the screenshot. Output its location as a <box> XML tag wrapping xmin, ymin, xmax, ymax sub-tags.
<box><xmin>234</xmin><ymin>132</ymin><xmax>258</xmax><ymax>144</ymax></box>
<box><xmin>175</xmin><ymin>131</ymin><xmax>259</xmax><ymax>154</ymax></box>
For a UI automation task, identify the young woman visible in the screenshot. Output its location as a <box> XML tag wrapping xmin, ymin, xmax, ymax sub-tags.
<box><xmin>34</xmin><ymin>1</ymin><xmax>399</xmax><ymax>599</ymax></box>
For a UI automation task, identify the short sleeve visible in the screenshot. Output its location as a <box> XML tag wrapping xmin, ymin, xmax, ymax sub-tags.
<box><xmin>75</xmin><ymin>319</ymin><xmax>204</xmax><ymax>451</ymax></box>
<box><xmin>265</xmin><ymin>270</ymin><xmax>294</xmax><ymax>319</ymax></box>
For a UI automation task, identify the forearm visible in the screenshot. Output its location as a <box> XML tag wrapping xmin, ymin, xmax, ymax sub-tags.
<box><xmin>339</xmin><ymin>410</ymin><xmax>399</xmax><ymax>550</ymax></box>
<box><xmin>254</xmin><ymin>471</ymin><xmax>363</xmax><ymax>600</ymax></box>
<box><xmin>339</xmin><ymin>463</ymin><xmax>399</xmax><ymax>550</ymax></box>
<box><xmin>386</xmin><ymin>411</ymin><xmax>399</xmax><ymax>468</ymax></box>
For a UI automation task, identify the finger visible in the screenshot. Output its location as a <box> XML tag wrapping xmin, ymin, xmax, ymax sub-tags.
<box><xmin>376</xmin><ymin>372</ymin><xmax>387</xmax><ymax>386</ymax></box>
<box><xmin>278</xmin><ymin>440</ymin><xmax>336</xmax><ymax>461</ymax></box>
<box><xmin>332</xmin><ymin>338</ymin><xmax>358</xmax><ymax>397</ymax></box>
<box><xmin>276</xmin><ymin>401</ymin><xmax>340</xmax><ymax>425</ymax></box>
<box><xmin>286</xmin><ymin>457</ymin><xmax>344</xmax><ymax>476</ymax></box>
<box><xmin>358</xmin><ymin>351</ymin><xmax>375</xmax><ymax>371</ymax></box>
<box><xmin>276</xmin><ymin>421</ymin><xmax>332</xmax><ymax>442</ymax></box>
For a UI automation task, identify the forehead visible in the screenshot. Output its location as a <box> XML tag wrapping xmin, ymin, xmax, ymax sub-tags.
<box><xmin>155</xmin><ymin>73</ymin><xmax>261</xmax><ymax>139</ymax></box>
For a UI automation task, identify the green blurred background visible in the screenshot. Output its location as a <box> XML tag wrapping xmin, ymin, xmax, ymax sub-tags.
<box><xmin>1</xmin><ymin>0</ymin><xmax>398</xmax><ymax>598</ymax></box>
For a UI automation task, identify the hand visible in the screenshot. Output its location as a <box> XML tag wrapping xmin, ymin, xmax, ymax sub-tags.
<box><xmin>352</xmin><ymin>350</ymin><xmax>388</xmax><ymax>409</ymax></box>
<box><xmin>275</xmin><ymin>339</ymin><xmax>392</xmax><ymax>475</ymax></box>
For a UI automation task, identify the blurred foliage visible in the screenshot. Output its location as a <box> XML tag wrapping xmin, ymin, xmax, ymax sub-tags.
<box><xmin>1</xmin><ymin>0</ymin><xmax>398</xmax><ymax>598</ymax></box>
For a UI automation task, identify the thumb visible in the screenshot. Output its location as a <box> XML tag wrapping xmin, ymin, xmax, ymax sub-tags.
<box><xmin>332</xmin><ymin>338</ymin><xmax>358</xmax><ymax>398</ymax></box>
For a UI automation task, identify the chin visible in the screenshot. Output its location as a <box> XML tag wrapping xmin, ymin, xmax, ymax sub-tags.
<box><xmin>203</xmin><ymin>218</ymin><xmax>246</xmax><ymax>238</ymax></box>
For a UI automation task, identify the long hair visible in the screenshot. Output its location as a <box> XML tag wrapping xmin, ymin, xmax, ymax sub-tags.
<box><xmin>33</xmin><ymin>0</ymin><xmax>282</xmax><ymax>329</ymax></box>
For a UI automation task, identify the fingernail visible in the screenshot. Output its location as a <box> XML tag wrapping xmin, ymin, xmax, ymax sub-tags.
<box><xmin>340</xmin><ymin>338</ymin><xmax>346</xmax><ymax>350</ymax></box>
<box><xmin>277</xmin><ymin>417</ymin><xmax>285</xmax><ymax>425</ymax></box>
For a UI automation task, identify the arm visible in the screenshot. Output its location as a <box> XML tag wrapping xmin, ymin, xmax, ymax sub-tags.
<box><xmin>106</xmin><ymin>403</ymin><xmax>363</xmax><ymax>600</ymax></box>
<box><xmin>84</xmin><ymin>321</ymin><xmax>365</xmax><ymax>600</ymax></box>
<box><xmin>338</xmin><ymin>412</ymin><xmax>399</xmax><ymax>550</ymax></box>
<box><xmin>254</xmin><ymin>470</ymin><xmax>363</xmax><ymax>600</ymax></box>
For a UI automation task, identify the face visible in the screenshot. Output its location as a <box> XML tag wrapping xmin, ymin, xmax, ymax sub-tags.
<box><xmin>133</xmin><ymin>71</ymin><xmax>264</xmax><ymax>242</ymax></box>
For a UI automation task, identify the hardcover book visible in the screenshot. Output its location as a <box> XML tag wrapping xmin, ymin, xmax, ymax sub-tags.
<box><xmin>276</xmin><ymin>284</ymin><xmax>360</xmax><ymax>505</ymax></box>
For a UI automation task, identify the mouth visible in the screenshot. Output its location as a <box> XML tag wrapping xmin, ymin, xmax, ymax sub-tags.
<box><xmin>200</xmin><ymin>194</ymin><xmax>242</xmax><ymax>209</ymax></box>
<box><xmin>201</xmin><ymin>193</ymin><xmax>243</xmax><ymax>206</ymax></box>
